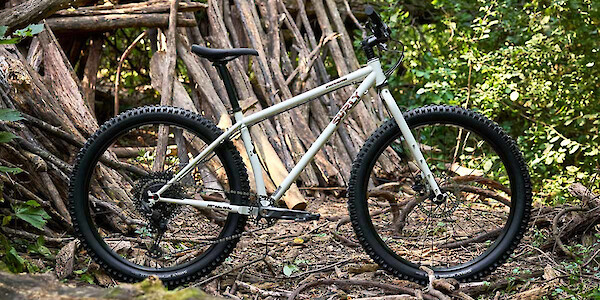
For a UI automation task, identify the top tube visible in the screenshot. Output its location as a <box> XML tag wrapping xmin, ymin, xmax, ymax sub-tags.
<box><xmin>243</xmin><ymin>65</ymin><xmax>374</xmax><ymax>126</ymax></box>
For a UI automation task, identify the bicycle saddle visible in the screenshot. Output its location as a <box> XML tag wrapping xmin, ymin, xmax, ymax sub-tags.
<box><xmin>191</xmin><ymin>45</ymin><xmax>258</xmax><ymax>62</ymax></box>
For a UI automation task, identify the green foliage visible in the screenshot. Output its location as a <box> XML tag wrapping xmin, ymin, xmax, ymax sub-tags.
<box><xmin>99</xmin><ymin>28</ymin><xmax>157</xmax><ymax>115</ymax></box>
<box><xmin>74</xmin><ymin>268</ymin><xmax>95</xmax><ymax>284</ymax></box>
<box><xmin>0</xmin><ymin>131</ymin><xmax>16</xmax><ymax>143</ymax></box>
<box><xmin>0</xmin><ymin>109</ymin><xmax>23</xmax><ymax>175</ymax></box>
<box><xmin>0</xmin><ymin>166</ymin><xmax>23</xmax><ymax>174</ymax></box>
<box><xmin>372</xmin><ymin>0</ymin><xmax>600</xmax><ymax>203</ymax></box>
<box><xmin>12</xmin><ymin>200</ymin><xmax>50</xmax><ymax>230</ymax></box>
<box><xmin>27</xmin><ymin>237</ymin><xmax>52</xmax><ymax>259</ymax></box>
<box><xmin>0</xmin><ymin>109</ymin><xmax>24</xmax><ymax>122</ymax></box>
<box><xmin>0</xmin><ymin>24</ymin><xmax>43</xmax><ymax>44</ymax></box>
<box><xmin>0</xmin><ymin>234</ymin><xmax>38</xmax><ymax>273</ymax></box>
<box><xmin>282</xmin><ymin>264</ymin><xmax>298</xmax><ymax>276</ymax></box>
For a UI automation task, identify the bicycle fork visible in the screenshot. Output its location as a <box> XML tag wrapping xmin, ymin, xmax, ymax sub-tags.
<box><xmin>379</xmin><ymin>89</ymin><xmax>445</xmax><ymax>201</ymax></box>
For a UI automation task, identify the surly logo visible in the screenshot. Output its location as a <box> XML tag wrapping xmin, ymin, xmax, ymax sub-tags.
<box><xmin>325</xmin><ymin>77</ymin><xmax>348</xmax><ymax>89</ymax></box>
<box><xmin>332</xmin><ymin>91</ymin><xmax>361</xmax><ymax>124</ymax></box>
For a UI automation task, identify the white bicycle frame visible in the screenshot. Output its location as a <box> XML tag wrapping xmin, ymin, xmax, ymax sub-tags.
<box><xmin>153</xmin><ymin>58</ymin><xmax>442</xmax><ymax>215</ymax></box>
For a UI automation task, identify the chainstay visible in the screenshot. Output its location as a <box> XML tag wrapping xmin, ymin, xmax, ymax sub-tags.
<box><xmin>157</xmin><ymin>187</ymin><xmax>274</xmax><ymax>258</ymax></box>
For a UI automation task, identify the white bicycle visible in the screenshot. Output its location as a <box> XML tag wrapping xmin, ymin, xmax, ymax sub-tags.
<box><xmin>69</xmin><ymin>7</ymin><xmax>531</xmax><ymax>287</ymax></box>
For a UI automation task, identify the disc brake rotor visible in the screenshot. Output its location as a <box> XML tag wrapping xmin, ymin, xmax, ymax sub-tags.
<box><xmin>416</xmin><ymin>175</ymin><xmax>461</xmax><ymax>219</ymax></box>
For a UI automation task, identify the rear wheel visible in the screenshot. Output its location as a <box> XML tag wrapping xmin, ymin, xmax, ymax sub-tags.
<box><xmin>348</xmin><ymin>105</ymin><xmax>531</xmax><ymax>283</ymax></box>
<box><xmin>69</xmin><ymin>106</ymin><xmax>249</xmax><ymax>286</ymax></box>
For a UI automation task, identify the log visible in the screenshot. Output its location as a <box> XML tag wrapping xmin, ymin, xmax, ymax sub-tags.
<box><xmin>0</xmin><ymin>0</ymin><xmax>90</xmax><ymax>31</ymax></box>
<box><xmin>45</xmin><ymin>13</ymin><xmax>196</xmax><ymax>32</ymax></box>
<box><xmin>568</xmin><ymin>182</ymin><xmax>600</xmax><ymax>207</ymax></box>
<box><xmin>38</xmin><ymin>25</ymin><xmax>99</xmax><ymax>136</ymax></box>
<box><xmin>81</xmin><ymin>35</ymin><xmax>103</xmax><ymax>114</ymax></box>
<box><xmin>53</xmin><ymin>1</ymin><xmax>207</xmax><ymax>16</ymax></box>
<box><xmin>152</xmin><ymin>0</ymin><xmax>178</xmax><ymax>172</ymax></box>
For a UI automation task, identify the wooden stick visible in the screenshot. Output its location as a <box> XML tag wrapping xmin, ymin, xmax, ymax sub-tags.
<box><xmin>45</xmin><ymin>13</ymin><xmax>196</xmax><ymax>32</ymax></box>
<box><xmin>236</xmin><ymin>281</ymin><xmax>290</xmax><ymax>297</ymax></box>
<box><xmin>114</xmin><ymin>30</ymin><xmax>148</xmax><ymax>116</ymax></box>
<box><xmin>82</xmin><ymin>35</ymin><xmax>103</xmax><ymax>114</ymax></box>
<box><xmin>552</xmin><ymin>207</ymin><xmax>586</xmax><ymax>259</ymax></box>
<box><xmin>153</xmin><ymin>0</ymin><xmax>179</xmax><ymax>172</ymax></box>
<box><xmin>0</xmin><ymin>0</ymin><xmax>90</xmax><ymax>31</ymax></box>
<box><xmin>287</xmin><ymin>279</ymin><xmax>436</xmax><ymax>300</ymax></box>
<box><xmin>439</xmin><ymin>228</ymin><xmax>502</xmax><ymax>249</ymax></box>
<box><xmin>53</xmin><ymin>1</ymin><xmax>207</xmax><ymax>16</ymax></box>
<box><xmin>0</xmin><ymin>227</ymin><xmax>73</xmax><ymax>244</ymax></box>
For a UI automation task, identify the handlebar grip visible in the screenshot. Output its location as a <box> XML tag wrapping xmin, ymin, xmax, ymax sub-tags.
<box><xmin>364</xmin><ymin>5</ymin><xmax>390</xmax><ymax>40</ymax></box>
<box><xmin>365</xmin><ymin>5</ymin><xmax>383</xmax><ymax>27</ymax></box>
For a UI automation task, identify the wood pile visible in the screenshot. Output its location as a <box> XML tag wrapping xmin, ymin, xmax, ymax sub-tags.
<box><xmin>0</xmin><ymin>0</ymin><xmax>388</xmax><ymax>236</ymax></box>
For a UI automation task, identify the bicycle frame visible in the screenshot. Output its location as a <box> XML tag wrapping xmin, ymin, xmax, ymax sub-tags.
<box><xmin>153</xmin><ymin>58</ymin><xmax>443</xmax><ymax>215</ymax></box>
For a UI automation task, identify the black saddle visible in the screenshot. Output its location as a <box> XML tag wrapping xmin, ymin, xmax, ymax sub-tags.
<box><xmin>191</xmin><ymin>45</ymin><xmax>258</xmax><ymax>62</ymax></box>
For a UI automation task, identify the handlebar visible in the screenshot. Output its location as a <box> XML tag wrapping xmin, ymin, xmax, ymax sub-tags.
<box><xmin>364</xmin><ymin>5</ymin><xmax>391</xmax><ymax>42</ymax></box>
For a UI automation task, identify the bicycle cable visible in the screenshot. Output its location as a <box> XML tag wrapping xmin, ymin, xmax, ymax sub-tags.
<box><xmin>377</xmin><ymin>38</ymin><xmax>405</xmax><ymax>79</ymax></box>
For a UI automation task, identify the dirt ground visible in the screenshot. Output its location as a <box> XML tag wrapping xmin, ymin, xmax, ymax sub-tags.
<box><xmin>46</xmin><ymin>189</ymin><xmax>594</xmax><ymax>300</ymax></box>
<box><xmin>176</xmin><ymin>193</ymin><xmax>568</xmax><ymax>300</ymax></box>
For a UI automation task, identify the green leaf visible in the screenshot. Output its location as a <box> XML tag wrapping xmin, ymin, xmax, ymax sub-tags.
<box><xmin>0</xmin><ymin>38</ymin><xmax>20</xmax><ymax>44</ymax></box>
<box><xmin>80</xmin><ymin>273</ymin><xmax>95</xmax><ymax>284</ymax></box>
<box><xmin>0</xmin><ymin>26</ymin><xmax>7</xmax><ymax>38</ymax></box>
<box><xmin>0</xmin><ymin>132</ymin><xmax>17</xmax><ymax>143</ymax></box>
<box><xmin>13</xmin><ymin>24</ymin><xmax>43</xmax><ymax>38</ymax></box>
<box><xmin>283</xmin><ymin>264</ymin><xmax>297</xmax><ymax>277</ymax></box>
<box><xmin>0</xmin><ymin>166</ymin><xmax>23</xmax><ymax>174</ymax></box>
<box><xmin>0</xmin><ymin>109</ymin><xmax>23</xmax><ymax>122</ymax></box>
<box><xmin>28</xmin><ymin>236</ymin><xmax>52</xmax><ymax>259</ymax></box>
<box><xmin>24</xmin><ymin>200</ymin><xmax>40</xmax><ymax>207</ymax></box>
<box><xmin>12</xmin><ymin>201</ymin><xmax>50</xmax><ymax>230</ymax></box>
<box><xmin>2</xmin><ymin>215</ymin><xmax>11</xmax><ymax>226</ymax></box>
<box><xmin>27</xmin><ymin>24</ymin><xmax>44</xmax><ymax>35</ymax></box>
<box><xmin>7</xmin><ymin>247</ymin><xmax>26</xmax><ymax>273</ymax></box>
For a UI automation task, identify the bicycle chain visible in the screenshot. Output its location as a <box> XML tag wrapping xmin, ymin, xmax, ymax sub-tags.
<box><xmin>128</xmin><ymin>173</ymin><xmax>276</xmax><ymax>259</ymax></box>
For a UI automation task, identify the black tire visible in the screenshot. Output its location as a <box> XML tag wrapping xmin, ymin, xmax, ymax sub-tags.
<box><xmin>348</xmin><ymin>105</ymin><xmax>532</xmax><ymax>284</ymax></box>
<box><xmin>69</xmin><ymin>106</ymin><xmax>249</xmax><ymax>287</ymax></box>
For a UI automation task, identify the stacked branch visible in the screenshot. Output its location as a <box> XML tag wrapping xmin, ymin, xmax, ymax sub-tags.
<box><xmin>46</xmin><ymin>0</ymin><xmax>203</xmax><ymax>32</ymax></box>
<box><xmin>0</xmin><ymin>0</ymin><xmax>389</xmax><ymax>244</ymax></box>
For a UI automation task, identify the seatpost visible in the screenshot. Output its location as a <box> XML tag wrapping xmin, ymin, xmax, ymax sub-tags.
<box><xmin>213</xmin><ymin>62</ymin><xmax>242</xmax><ymax>113</ymax></box>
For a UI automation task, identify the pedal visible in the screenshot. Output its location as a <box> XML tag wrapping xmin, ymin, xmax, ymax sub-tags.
<box><xmin>260</xmin><ymin>207</ymin><xmax>320</xmax><ymax>222</ymax></box>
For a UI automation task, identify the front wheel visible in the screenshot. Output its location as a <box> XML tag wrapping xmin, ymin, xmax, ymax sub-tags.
<box><xmin>348</xmin><ymin>105</ymin><xmax>531</xmax><ymax>283</ymax></box>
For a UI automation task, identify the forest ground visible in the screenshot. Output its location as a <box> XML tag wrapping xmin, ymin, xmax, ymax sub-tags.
<box><xmin>50</xmin><ymin>192</ymin><xmax>588</xmax><ymax>300</ymax></box>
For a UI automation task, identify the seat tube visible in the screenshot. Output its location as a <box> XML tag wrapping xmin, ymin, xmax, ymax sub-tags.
<box><xmin>379</xmin><ymin>89</ymin><xmax>443</xmax><ymax>197</ymax></box>
<box><xmin>233</xmin><ymin>112</ymin><xmax>268</xmax><ymax>204</ymax></box>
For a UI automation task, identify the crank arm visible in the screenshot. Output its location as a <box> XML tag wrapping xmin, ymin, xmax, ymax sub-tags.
<box><xmin>158</xmin><ymin>197</ymin><xmax>258</xmax><ymax>216</ymax></box>
<box><xmin>259</xmin><ymin>206</ymin><xmax>320</xmax><ymax>222</ymax></box>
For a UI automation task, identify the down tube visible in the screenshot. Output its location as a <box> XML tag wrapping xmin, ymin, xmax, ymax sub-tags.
<box><xmin>271</xmin><ymin>72</ymin><xmax>378</xmax><ymax>202</ymax></box>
